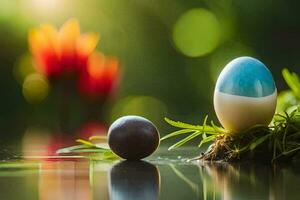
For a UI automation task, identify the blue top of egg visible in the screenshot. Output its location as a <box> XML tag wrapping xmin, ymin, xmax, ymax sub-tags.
<box><xmin>215</xmin><ymin>57</ymin><xmax>276</xmax><ymax>97</ymax></box>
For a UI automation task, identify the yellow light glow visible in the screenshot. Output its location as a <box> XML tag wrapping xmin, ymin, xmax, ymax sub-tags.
<box><xmin>28</xmin><ymin>0</ymin><xmax>59</xmax><ymax>12</ymax></box>
<box><xmin>21</xmin><ymin>0</ymin><xmax>63</xmax><ymax>18</ymax></box>
<box><xmin>173</xmin><ymin>8</ymin><xmax>220</xmax><ymax>57</ymax></box>
<box><xmin>14</xmin><ymin>54</ymin><xmax>36</xmax><ymax>84</ymax></box>
<box><xmin>22</xmin><ymin>73</ymin><xmax>49</xmax><ymax>104</ymax></box>
<box><xmin>0</xmin><ymin>1</ymin><xmax>18</xmax><ymax>18</ymax></box>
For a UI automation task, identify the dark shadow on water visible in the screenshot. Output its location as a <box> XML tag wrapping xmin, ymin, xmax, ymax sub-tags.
<box><xmin>109</xmin><ymin>160</ymin><xmax>160</xmax><ymax>200</ymax></box>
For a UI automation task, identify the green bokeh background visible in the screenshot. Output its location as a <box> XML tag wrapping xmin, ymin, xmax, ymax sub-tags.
<box><xmin>0</xmin><ymin>0</ymin><xmax>299</xmax><ymax>142</ymax></box>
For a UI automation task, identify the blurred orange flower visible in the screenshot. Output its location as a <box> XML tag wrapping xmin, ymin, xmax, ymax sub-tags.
<box><xmin>28</xmin><ymin>18</ymin><xmax>120</xmax><ymax>98</ymax></box>
<box><xmin>78</xmin><ymin>52</ymin><xmax>119</xmax><ymax>99</ymax></box>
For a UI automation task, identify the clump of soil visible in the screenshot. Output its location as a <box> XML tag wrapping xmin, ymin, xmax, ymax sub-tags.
<box><xmin>197</xmin><ymin>134</ymin><xmax>296</xmax><ymax>163</ymax></box>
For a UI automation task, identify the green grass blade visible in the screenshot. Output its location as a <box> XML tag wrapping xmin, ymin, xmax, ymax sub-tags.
<box><xmin>89</xmin><ymin>135</ymin><xmax>107</xmax><ymax>141</ymax></box>
<box><xmin>57</xmin><ymin>145</ymin><xmax>110</xmax><ymax>154</ymax></box>
<box><xmin>202</xmin><ymin>115</ymin><xmax>208</xmax><ymax>139</ymax></box>
<box><xmin>250</xmin><ymin>134</ymin><xmax>271</xmax><ymax>150</ymax></box>
<box><xmin>282</xmin><ymin>146</ymin><xmax>300</xmax><ymax>155</ymax></box>
<box><xmin>160</xmin><ymin>129</ymin><xmax>194</xmax><ymax>141</ymax></box>
<box><xmin>69</xmin><ymin>148</ymin><xmax>110</xmax><ymax>153</ymax></box>
<box><xmin>57</xmin><ymin>142</ymin><xmax>110</xmax><ymax>154</ymax></box>
<box><xmin>76</xmin><ymin>139</ymin><xmax>97</xmax><ymax>148</ymax></box>
<box><xmin>56</xmin><ymin>145</ymin><xmax>88</xmax><ymax>154</ymax></box>
<box><xmin>198</xmin><ymin>135</ymin><xmax>216</xmax><ymax>147</ymax></box>
<box><xmin>168</xmin><ymin>131</ymin><xmax>201</xmax><ymax>150</ymax></box>
<box><xmin>164</xmin><ymin>117</ymin><xmax>215</xmax><ymax>132</ymax></box>
<box><xmin>211</xmin><ymin>121</ymin><xmax>226</xmax><ymax>133</ymax></box>
<box><xmin>169</xmin><ymin>164</ymin><xmax>198</xmax><ymax>192</ymax></box>
<box><xmin>101</xmin><ymin>151</ymin><xmax>119</xmax><ymax>159</ymax></box>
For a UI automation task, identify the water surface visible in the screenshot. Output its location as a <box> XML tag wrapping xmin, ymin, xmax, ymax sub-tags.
<box><xmin>0</xmin><ymin>147</ymin><xmax>299</xmax><ymax>200</ymax></box>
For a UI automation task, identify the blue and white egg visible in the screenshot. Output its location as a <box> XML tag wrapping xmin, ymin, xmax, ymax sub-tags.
<box><xmin>214</xmin><ymin>56</ymin><xmax>277</xmax><ymax>133</ymax></box>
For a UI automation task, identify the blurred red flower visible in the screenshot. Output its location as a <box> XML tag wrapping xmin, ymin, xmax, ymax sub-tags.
<box><xmin>28</xmin><ymin>18</ymin><xmax>120</xmax><ymax>99</ymax></box>
<box><xmin>78</xmin><ymin>52</ymin><xmax>119</xmax><ymax>99</ymax></box>
<box><xmin>29</xmin><ymin>19</ymin><xmax>99</xmax><ymax>79</ymax></box>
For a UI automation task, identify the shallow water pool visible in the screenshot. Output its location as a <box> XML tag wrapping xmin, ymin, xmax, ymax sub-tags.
<box><xmin>0</xmin><ymin>147</ymin><xmax>299</xmax><ymax>200</ymax></box>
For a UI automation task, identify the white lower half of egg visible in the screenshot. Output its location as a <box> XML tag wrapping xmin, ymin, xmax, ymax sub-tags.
<box><xmin>214</xmin><ymin>90</ymin><xmax>277</xmax><ymax>133</ymax></box>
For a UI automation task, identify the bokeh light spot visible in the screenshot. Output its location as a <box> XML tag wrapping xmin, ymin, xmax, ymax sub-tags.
<box><xmin>13</xmin><ymin>54</ymin><xmax>36</xmax><ymax>85</ymax></box>
<box><xmin>110</xmin><ymin>96</ymin><xmax>167</xmax><ymax>126</ymax></box>
<box><xmin>22</xmin><ymin>0</ymin><xmax>62</xmax><ymax>18</ymax></box>
<box><xmin>22</xmin><ymin>73</ymin><xmax>49</xmax><ymax>104</ymax></box>
<box><xmin>173</xmin><ymin>8</ymin><xmax>220</xmax><ymax>57</ymax></box>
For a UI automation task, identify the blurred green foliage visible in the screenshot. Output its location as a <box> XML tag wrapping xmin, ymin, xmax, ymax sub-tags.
<box><xmin>0</xmin><ymin>0</ymin><xmax>299</xmax><ymax>142</ymax></box>
<box><xmin>277</xmin><ymin>69</ymin><xmax>300</xmax><ymax>112</ymax></box>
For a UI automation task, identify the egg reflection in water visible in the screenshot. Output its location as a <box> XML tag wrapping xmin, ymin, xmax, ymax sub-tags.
<box><xmin>197</xmin><ymin>163</ymin><xmax>284</xmax><ymax>200</ymax></box>
<box><xmin>214</xmin><ymin>56</ymin><xmax>277</xmax><ymax>132</ymax></box>
<box><xmin>109</xmin><ymin>161</ymin><xmax>160</xmax><ymax>200</ymax></box>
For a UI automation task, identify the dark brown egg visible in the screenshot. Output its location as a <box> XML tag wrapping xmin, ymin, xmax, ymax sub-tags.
<box><xmin>108</xmin><ymin>115</ymin><xmax>160</xmax><ymax>160</ymax></box>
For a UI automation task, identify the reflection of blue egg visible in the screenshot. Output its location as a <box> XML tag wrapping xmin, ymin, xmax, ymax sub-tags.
<box><xmin>214</xmin><ymin>57</ymin><xmax>277</xmax><ymax>133</ymax></box>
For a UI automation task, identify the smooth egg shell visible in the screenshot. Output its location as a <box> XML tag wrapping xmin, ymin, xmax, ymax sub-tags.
<box><xmin>214</xmin><ymin>90</ymin><xmax>277</xmax><ymax>132</ymax></box>
<box><xmin>214</xmin><ymin>56</ymin><xmax>277</xmax><ymax>133</ymax></box>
